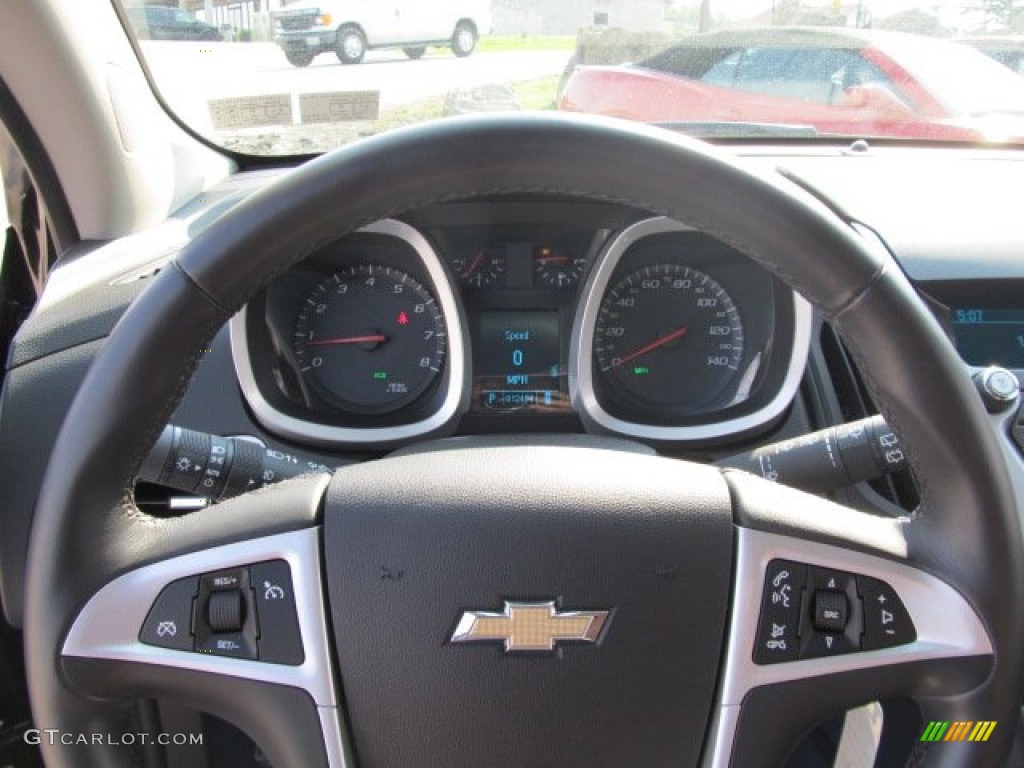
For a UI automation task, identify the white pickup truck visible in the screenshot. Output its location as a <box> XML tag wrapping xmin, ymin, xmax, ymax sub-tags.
<box><xmin>272</xmin><ymin>0</ymin><xmax>491</xmax><ymax>67</ymax></box>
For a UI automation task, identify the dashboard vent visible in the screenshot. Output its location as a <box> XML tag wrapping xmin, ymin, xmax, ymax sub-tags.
<box><xmin>819</xmin><ymin>324</ymin><xmax>920</xmax><ymax>512</ymax></box>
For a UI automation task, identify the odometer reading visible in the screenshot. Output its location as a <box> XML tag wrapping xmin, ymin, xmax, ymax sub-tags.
<box><xmin>294</xmin><ymin>265</ymin><xmax>447</xmax><ymax>414</ymax></box>
<box><xmin>594</xmin><ymin>264</ymin><xmax>744</xmax><ymax>413</ymax></box>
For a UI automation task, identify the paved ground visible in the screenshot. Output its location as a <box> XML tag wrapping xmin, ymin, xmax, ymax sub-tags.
<box><xmin>141</xmin><ymin>41</ymin><xmax>571</xmax><ymax>145</ymax></box>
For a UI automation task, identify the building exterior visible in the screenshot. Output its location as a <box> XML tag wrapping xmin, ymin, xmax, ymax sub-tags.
<box><xmin>491</xmin><ymin>0</ymin><xmax>670</xmax><ymax>35</ymax></box>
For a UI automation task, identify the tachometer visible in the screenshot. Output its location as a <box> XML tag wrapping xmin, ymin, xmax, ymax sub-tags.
<box><xmin>593</xmin><ymin>264</ymin><xmax>743</xmax><ymax>413</ymax></box>
<box><xmin>294</xmin><ymin>265</ymin><xmax>447</xmax><ymax>414</ymax></box>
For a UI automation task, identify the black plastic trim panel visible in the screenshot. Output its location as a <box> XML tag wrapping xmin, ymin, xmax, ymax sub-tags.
<box><xmin>62</xmin><ymin>658</ymin><xmax>329</xmax><ymax>768</ymax></box>
<box><xmin>7</xmin><ymin>279</ymin><xmax>145</xmax><ymax>368</ymax></box>
<box><xmin>729</xmin><ymin>657</ymin><xmax>993</xmax><ymax>767</ymax></box>
<box><xmin>0</xmin><ymin>338</ymin><xmax>105</xmax><ymax>624</ymax></box>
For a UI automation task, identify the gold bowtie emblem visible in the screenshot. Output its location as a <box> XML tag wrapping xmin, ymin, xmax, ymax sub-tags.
<box><xmin>451</xmin><ymin>601</ymin><xmax>610</xmax><ymax>652</ymax></box>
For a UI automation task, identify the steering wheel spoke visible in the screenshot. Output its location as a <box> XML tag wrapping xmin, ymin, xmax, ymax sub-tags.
<box><xmin>712</xmin><ymin>528</ymin><xmax>991</xmax><ymax>765</ymax></box>
<box><xmin>57</xmin><ymin>476</ymin><xmax>345</xmax><ymax>767</ymax></box>
<box><xmin>708</xmin><ymin>475</ymin><xmax>995</xmax><ymax>766</ymax></box>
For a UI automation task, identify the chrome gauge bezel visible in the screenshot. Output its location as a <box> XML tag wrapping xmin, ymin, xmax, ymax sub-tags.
<box><xmin>230</xmin><ymin>219</ymin><xmax>468</xmax><ymax>448</ymax></box>
<box><xmin>569</xmin><ymin>217</ymin><xmax>812</xmax><ymax>442</ymax></box>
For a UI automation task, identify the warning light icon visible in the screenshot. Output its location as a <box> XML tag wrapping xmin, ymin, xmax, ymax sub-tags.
<box><xmin>398</xmin><ymin>311</ymin><xmax>409</xmax><ymax>326</ymax></box>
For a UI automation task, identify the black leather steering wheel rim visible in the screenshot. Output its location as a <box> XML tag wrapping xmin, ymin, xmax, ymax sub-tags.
<box><xmin>24</xmin><ymin>113</ymin><xmax>1024</xmax><ymax>767</ymax></box>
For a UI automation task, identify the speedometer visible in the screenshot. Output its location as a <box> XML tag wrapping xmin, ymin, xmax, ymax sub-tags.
<box><xmin>594</xmin><ymin>264</ymin><xmax>744</xmax><ymax>413</ymax></box>
<box><xmin>294</xmin><ymin>264</ymin><xmax>447</xmax><ymax>415</ymax></box>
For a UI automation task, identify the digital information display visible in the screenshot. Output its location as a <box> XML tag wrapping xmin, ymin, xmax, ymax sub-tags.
<box><xmin>951</xmin><ymin>308</ymin><xmax>1024</xmax><ymax>369</ymax></box>
<box><xmin>472</xmin><ymin>311</ymin><xmax>568</xmax><ymax>412</ymax></box>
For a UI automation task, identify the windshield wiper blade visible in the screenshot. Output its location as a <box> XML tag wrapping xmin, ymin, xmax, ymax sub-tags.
<box><xmin>969</xmin><ymin>109</ymin><xmax>1024</xmax><ymax>118</ymax></box>
<box><xmin>653</xmin><ymin>121</ymin><xmax>819</xmax><ymax>139</ymax></box>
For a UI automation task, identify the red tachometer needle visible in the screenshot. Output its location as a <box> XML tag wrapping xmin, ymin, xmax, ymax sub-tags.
<box><xmin>305</xmin><ymin>334</ymin><xmax>387</xmax><ymax>347</ymax></box>
<box><xmin>611</xmin><ymin>326</ymin><xmax>687</xmax><ymax>367</ymax></box>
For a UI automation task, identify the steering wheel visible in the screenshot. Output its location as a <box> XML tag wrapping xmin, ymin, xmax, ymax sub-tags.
<box><xmin>24</xmin><ymin>114</ymin><xmax>1024</xmax><ymax>767</ymax></box>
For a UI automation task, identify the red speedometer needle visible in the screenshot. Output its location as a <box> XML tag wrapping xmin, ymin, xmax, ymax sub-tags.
<box><xmin>305</xmin><ymin>334</ymin><xmax>387</xmax><ymax>347</ymax></box>
<box><xmin>611</xmin><ymin>327</ymin><xmax>687</xmax><ymax>367</ymax></box>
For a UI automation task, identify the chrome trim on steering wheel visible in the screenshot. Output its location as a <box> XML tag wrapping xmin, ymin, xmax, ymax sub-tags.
<box><xmin>62</xmin><ymin>528</ymin><xmax>348</xmax><ymax>767</ymax></box>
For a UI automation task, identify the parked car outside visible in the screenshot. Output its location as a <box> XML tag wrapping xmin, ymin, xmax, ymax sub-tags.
<box><xmin>961</xmin><ymin>36</ymin><xmax>1024</xmax><ymax>76</ymax></box>
<box><xmin>559</xmin><ymin>27</ymin><xmax>1024</xmax><ymax>142</ymax></box>
<box><xmin>271</xmin><ymin>0</ymin><xmax>490</xmax><ymax>67</ymax></box>
<box><xmin>124</xmin><ymin>4</ymin><xmax>223</xmax><ymax>42</ymax></box>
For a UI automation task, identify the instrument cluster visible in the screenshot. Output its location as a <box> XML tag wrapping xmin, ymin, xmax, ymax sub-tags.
<box><xmin>231</xmin><ymin>205</ymin><xmax>810</xmax><ymax>448</ymax></box>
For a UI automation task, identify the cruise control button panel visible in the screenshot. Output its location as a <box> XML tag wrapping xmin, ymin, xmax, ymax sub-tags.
<box><xmin>139</xmin><ymin>560</ymin><xmax>304</xmax><ymax>666</ymax></box>
<box><xmin>754</xmin><ymin>559</ymin><xmax>916</xmax><ymax>664</ymax></box>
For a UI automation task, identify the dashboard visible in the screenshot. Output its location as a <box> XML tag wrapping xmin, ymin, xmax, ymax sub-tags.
<box><xmin>231</xmin><ymin>202</ymin><xmax>808</xmax><ymax>448</ymax></box>
<box><xmin>3</xmin><ymin>144</ymin><xmax>1024</xmax><ymax>628</ymax></box>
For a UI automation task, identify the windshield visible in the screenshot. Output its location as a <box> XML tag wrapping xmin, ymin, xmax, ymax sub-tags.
<box><xmin>874</xmin><ymin>32</ymin><xmax>1024</xmax><ymax>115</ymax></box>
<box><xmin>118</xmin><ymin>0</ymin><xmax>1024</xmax><ymax>156</ymax></box>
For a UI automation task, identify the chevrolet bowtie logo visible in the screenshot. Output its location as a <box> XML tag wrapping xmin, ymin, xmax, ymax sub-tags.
<box><xmin>450</xmin><ymin>601</ymin><xmax>610</xmax><ymax>652</ymax></box>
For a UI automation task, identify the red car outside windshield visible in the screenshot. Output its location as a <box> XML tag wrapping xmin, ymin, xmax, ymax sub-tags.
<box><xmin>559</xmin><ymin>27</ymin><xmax>1024</xmax><ymax>142</ymax></box>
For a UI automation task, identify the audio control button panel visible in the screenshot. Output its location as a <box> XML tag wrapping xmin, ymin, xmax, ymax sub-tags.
<box><xmin>754</xmin><ymin>559</ymin><xmax>916</xmax><ymax>665</ymax></box>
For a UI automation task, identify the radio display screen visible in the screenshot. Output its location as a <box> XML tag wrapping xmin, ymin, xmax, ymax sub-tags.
<box><xmin>951</xmin><ymin>308</ymin><xmax>1024</xmax><ymax>369</ymax></box>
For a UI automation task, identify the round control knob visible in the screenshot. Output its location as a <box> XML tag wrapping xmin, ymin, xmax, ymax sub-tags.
<box><xmin>974</xmin><ymin>367</ymin><xmax>1020</xmax><ymax>412</ymax></box>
